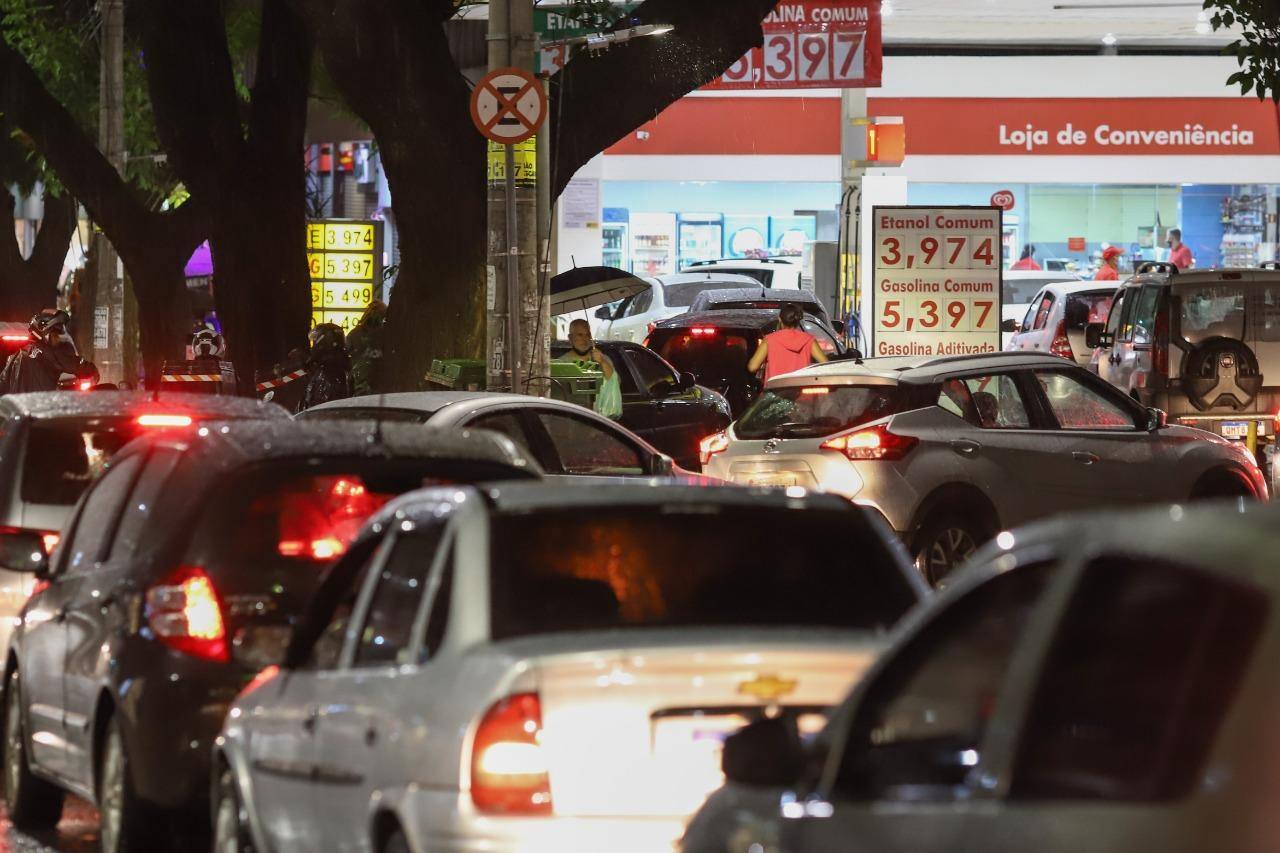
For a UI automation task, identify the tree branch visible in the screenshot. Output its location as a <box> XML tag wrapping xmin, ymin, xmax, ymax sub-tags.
<box><xmin>28</xmin><ymin>191</ymin><xmax>76</xmax><ymax>287</ymax></box>
<box><xmin>550</xmin><ymin>0</ymin><xmax>779</xmax><ymax>197</ymax></box>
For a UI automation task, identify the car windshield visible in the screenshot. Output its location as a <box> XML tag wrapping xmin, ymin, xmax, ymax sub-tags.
<box><xmin>1174</xmin><ymin>282</ymin><xmax>1280</xmax><ymax>343</ymax></box>
<box><xmin>1005</xmin><ymin>277</ymin><xmax>1072</xmax><ymax>305</ymax></box>
<box><xmin>649</xmin><ymin>327</ymin><xmax>755</xmax><ymax>386</ymax></box>
<box><xmin>1065</xmin><ymin>291</ymin><xmax>1116</xmax><ymax>330</ymax></box>
<box><xmin>489</xmin><ymin>506</ymin><xmax>917</xmax><ymax>639</ymax></box>
<box><xmin>22</xmin><ymin>418</ymin><xmax>144</xmax><ymax>505</ymax></box>
<box><xmin>664</xmin><ymin>280</ymin><xmax>746</xmax><ymax>307</ymax></box>
<box><xmin>736</xmin><ymin>386</ymin><xmax>902</xmax><ymax>440</ymax></box>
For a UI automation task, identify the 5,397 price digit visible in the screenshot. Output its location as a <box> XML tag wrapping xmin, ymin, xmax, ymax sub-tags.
<box><xmin>879</xmin><ymin>299</ymin><xmax>995</xmax><ymax>332</ymax></box>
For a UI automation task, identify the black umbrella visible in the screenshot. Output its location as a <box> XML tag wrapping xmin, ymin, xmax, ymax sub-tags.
<box><xmin>550</xmin><ymin>266</ymin><xmax>649</xmax><ymax>314</ymax></box>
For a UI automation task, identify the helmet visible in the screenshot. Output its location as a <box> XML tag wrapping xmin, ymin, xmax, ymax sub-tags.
<box><xmin>191</xmin><ymin>327</ymin><xmax>226</xmax><ymax>359</ymax></box>
<box><xmin>308</xmin><ymin>323</ymin><xmax>345</xmax><ymax>354</ymax></box>
<box><xmin>30</xmin><ymin>309</ymin><xmax>70</xmax><ymax>342</ymax></box>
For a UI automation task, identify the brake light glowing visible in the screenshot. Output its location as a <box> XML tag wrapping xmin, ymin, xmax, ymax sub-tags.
<box><xmin>40</xmin><ymin>532</ymin><xmax>59</xmax><ymax>554</ymax></box>
<box><xmin>77</xmin><ymin>380</ymin><xmax>93</xmax><ymax>391</ymax></box>
<box><xmin>471</xmin><ymin>693</ymin><xmax>551</xmax><ymax>815</ymax></box>
<box><xmin>820</xmin><ymin>423</ymin><xmax>917</xmax><ymax>461</ymax></box>
<box><xmin>1152</xmin><ymin>306</ymin><xmax>1170</xmax><ymax>376</ymax></box>
<box><xmin>689</xmin><ymin>327</ymin><xmax>717</xmax><ymax>336</ymax></box>
<box><xmin>1049</xmin><ymin>320</ymin><xmax>1074</xmax><ymax>360</ymax></box>
<box><xmin>136</xmin><ymin>414</ymin><xmax>193</xmax><ymax>428</ymax></box>
<box><xmin>1</xmin><ymin>334</ymin><xmax>28</xmax><ymax>342</ymax></box>
<box><xmin>273</xmin><ymin>476</ymin><xmax>391</xmax><ymax>561</ymax></box>
<box><xmin>146</xmin><ymin>566</ymin><xmax>228</xmax><ymax>662</ymax></box>
<box><xmin>800</xmin><ymin>386</ymin><xmax>831</xmax><ymax>395</ymax></box>
<box><xmin>699</xmin><ymin>431</ymin><xmax>730</xmax><ymax>466</ymax></box>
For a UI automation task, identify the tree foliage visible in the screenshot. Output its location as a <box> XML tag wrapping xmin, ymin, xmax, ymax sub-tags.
<box><xmin>1205</xmin><ymin>0</ymin><xmax>1280</xmax><ymax>101</ymax></box>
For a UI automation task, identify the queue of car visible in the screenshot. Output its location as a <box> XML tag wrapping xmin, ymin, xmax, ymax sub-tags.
<box><xmin>0</xmin><ymin>262</ymin><xmax>1272</xmax><ymax>853</ymax></box>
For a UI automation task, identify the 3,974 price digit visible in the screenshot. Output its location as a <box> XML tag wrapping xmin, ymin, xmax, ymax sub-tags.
<box><xmin>879</xmin><ymin>299</ymin><xmax>995</xmax><ymax>333</ymax></box>
<box><xmin>878</xmin><ymin>236</ymin><xmax>997</xmax><ymax>269</ymax></box>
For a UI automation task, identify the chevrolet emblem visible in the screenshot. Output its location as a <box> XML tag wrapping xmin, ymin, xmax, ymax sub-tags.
<box><xmin>738</xmin><ymin>674</ymin><xmax>797</xmax><ymax>701</ymax></box>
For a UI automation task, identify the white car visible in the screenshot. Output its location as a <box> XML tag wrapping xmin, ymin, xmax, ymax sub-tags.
<box><xmin>1001</xmin><ymin>270</ymin><xmax>1081</xmax><ymax>348</ymax></box>
<box><xmin>683</xmin><ymin>258</ymin><xmax>803</xmax><ymax>289</ymax></box>
<box><xmin>683</xmin><ymin>499</ymin><xmax>1280</xmax><ymax>853</ymax></box>
<box><xmin>595</xmin><ymin>273</ymin><xmax>759</xmax><ymax>343</ymax></box>
<box><xmin>1006</xmin><ymin>281</ymin><xmax>1117</xmax><ymax>366</ymax></box>
<box><xmin>214</xmin><ymin>482</ymin><xmax>925</xmax><ymax>853</ymax></box>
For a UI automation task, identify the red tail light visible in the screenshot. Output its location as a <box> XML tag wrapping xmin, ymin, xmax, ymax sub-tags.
<box><xmin>1049</xmin><ymin>320</ymin><xmax>1074</xmax><ymax>360</ymax></box>
<box><xmin>238</xmin><ymin>665</ymin><xmax>280</xmax><ymax>700</ymax></box>
<box><xmin>1</xmin><ymin>334</ymin><xmax>28</xmax><ymax>343</ymax></box>
<box><xmin>699</xmin><ymin>431</ymin><xmax>730</xmax><ymax>466</ymax></box>
<box><xmin>77</xmin><ymin>380</ymin><xmax>94</xmax><ymax>392</ymax></box>
<box><xmin>1152</xmin><ymin>306</ymin><xmax>1170</xmax><ymax>376</ymax></box>
<box><xmin>820</xmin><ymin>422</ymin><xmax>917</xmax><ymax>461</ymax></box>
<box><xmin>690</xmin><ymin>326</ymin><xmax>717</xmax><ymax>336</ymax></box>
<box><xmin>146</xmin><ymin>566</ymin><xmax>228</xmax><ymax>662</ymax></box>
<box><xmin>136</xmin><ymin>414</ymin><xmax>193</xmax><ymax>428</ymax></box>
<box><xmin>471</xmin><ymin>693</ymin><xmax>552</xmax><ymax>815</ymax></box>
<box><xmin>646</xmin><ymin>322</ymin><xmax>657</xmax><ymax>336</ymax></box>
<box><xmin>274</xmin><ymin>476</ymin><xmax>389</xmax><ymax>561</ymax></box>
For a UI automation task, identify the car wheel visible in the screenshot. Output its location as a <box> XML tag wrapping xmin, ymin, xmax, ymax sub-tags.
<box><xmin>213</xmin><ymin>764</ymin><xmax>254</xmax><ymax>853</ymax></box>
<box><xmin>98</xmin><ymin>718</ymin><xmax>156</xmax><ymax>853</ymax></box>
<box><xmin>3</xmin><ymin>668</ymin><xmax>64</xmax><ymax>830</ymax></box>
<box><xmin>382</xmin><ymin>827</ymin><xmax>411</xmax><ymax>853</ymax></box>
<box><xmin>913</xmin><ymin>514</ymin><xmax>982</xmax><ymax>587</ymax></box>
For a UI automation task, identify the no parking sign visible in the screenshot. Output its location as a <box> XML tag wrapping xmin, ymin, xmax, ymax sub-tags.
<box><xmin>471</xmin><ymin>67</ymin><xmax>547</xmax><ymax>144</ymax></box>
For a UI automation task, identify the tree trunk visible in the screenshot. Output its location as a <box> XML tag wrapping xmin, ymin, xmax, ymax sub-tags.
<box><xmin>0</xmin><ymin>190</ymin><xmax>75</xmax><ymax>320</ymax></box>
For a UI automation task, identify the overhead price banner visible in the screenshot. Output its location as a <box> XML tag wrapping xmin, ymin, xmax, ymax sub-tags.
<box><xmin>706</xmin><ymin>1</ymin><xmax>882</xmax><ymax>91</ymax></box>
<box><xmin>872</xmin><ymin>207</ymin><xmax>1002</xmax><ymax>358</ymax></box>
<box><xmin>306</xmin><ymin>219</ymin><xmax>383</xmax><ymax>333</ymax></box>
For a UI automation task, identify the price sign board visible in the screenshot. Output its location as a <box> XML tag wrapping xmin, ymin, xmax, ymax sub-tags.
<box><xmin>706</xmin><ymin>1</ymin><xmax>882</xmax><ymax>91</ymax></box>
<box><xmin>871</xmin><ymin>207</ymin><xmax>1002</xmax><ymax>358</ymax></box>
<box><xmin>305</xmin><ymin>218</ymin><xmax>383</xmax><ymax>332</ymax></box>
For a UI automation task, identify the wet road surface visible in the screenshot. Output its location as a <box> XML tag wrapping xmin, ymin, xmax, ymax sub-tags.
<box><xmin>0</xmin><ymin>797</ymin><xmax>100</xmax><ymax>852</ymax></box>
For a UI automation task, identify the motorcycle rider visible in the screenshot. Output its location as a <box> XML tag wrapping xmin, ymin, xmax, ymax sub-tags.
<box><xmin>0</xmin><ymin>309</ymin><xmax>96</xmax><ymax>394</ymax></box>
<box><xmin>299</xmin><ymin>323</ymin><xmax>353</xmax><ymax>412</ymax></box>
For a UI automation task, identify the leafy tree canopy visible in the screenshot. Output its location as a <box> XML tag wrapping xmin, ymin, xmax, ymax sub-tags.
<box><xmin>1205</xmin><ymin>0</ymin><xmax>1280</xmax><ymax>101</ymax></box>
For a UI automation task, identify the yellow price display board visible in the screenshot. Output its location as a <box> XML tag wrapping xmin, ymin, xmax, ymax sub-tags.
<box><xmin>308</xmin><ymin>252</ymin><xmax>375</xmax><ymax>281</ymax></box>
<box><xmin>311</xmin><ymin>310</ymin><xmax>364</xmax><ymax>333</ymax></box>
<box><xmin>320</xmin><ymin>283</ymin><xmax>377</xmax><ymax>310</ymax></box>
<box><xmin>306</xmin><ymin>222</ymin><xmax>376</xmax><ymax>251</ymax></box>
<box><xmin>487</xmin><ymin>138</ymin><xmax>537</xmax><ymax>185</ymax></box>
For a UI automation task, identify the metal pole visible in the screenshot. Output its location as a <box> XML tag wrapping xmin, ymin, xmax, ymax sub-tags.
<box><xmin>94</xmin><ymin>0</ymin><xmax>126</xmax><ymax>384</ymax></box>
<box><xmin>505</xmin><ymin>144</ymin><xmax>522</xmax><ymax>394</ymax></box>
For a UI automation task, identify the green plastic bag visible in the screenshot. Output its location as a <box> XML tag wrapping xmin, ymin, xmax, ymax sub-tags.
<box><xmin>595</xmin><ymin>371</ymin><xmax>623</xmax><ymax>419</ymax></box>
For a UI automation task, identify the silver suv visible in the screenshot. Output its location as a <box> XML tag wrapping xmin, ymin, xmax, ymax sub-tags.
<box><xmin>701</xmin><ymin>351</ymin><xmax>1267</xmax><ymax>584</ymax></box>
<box><xmin>1088</xmin><ymin>264</ymin><xmax>1280</xmax><ymax>472</ymax></box>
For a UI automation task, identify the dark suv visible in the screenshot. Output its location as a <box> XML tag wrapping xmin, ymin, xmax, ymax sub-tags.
<box><xmin>1088</xmin><ymin>264</ymin><xmax>1280</xmax><ymax>474</ymax></box>
<box><xmin>646</xmin><ymin>309</ymin><xmax>846</xmax><ymax>416</ymax></box>
<box><xmin>2</xmin><ymin>420</ymin><xmax>539</xmax><ymax>852</ymax></box>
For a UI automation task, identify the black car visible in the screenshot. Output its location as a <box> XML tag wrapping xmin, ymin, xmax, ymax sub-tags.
<box><xmin>687</xmin><ymin>287</ymin><xmax>834</xmax><ymax>329</ymax></box>
<box><xmin>646</xmin><ymin>309</ymin><xmax>848</xmax><ymax>416</ymax></box>
<box><xmin>551</xmin><ymin>339</ymin><xmax>731</xmax><ymax>469</ymax></box>
<box><xmin>1</xmin><ymin>420</ymin><xmax>540</xmax><ymax>852</ymax></box>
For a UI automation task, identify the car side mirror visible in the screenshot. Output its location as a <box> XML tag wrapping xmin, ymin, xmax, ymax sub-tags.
<box><xmin>722</xmin><ymin>718</ymin><xmax>805</xmax><ymax>788</ymax></box>
<box><xmin>0</xmin><ymin>530</ymin><xmax>48</xmax><ymax>574</ymax></box>
<box><xmin>594</xmin><ymin>305</ymin><xmax>613</xmax><ymax>321</ymax></box>
<box><xmin>1146</xmin><ymin>407</ymin><xmax>1168</xmax><ymax>432</ymax></box>
<box><xmin>650</xmin><ymin>454</ymin><xmax>676</xmax><ymax>477</ymax></box>
<box><xmin>677</xmin><ymin>372</ymin><xmax>697</xmax><ymax>391</ymax></box>
<box><xmin>1000</xmin><ymin>318</ymin><xmax>1018</xmax><ymax>334</ymax></box>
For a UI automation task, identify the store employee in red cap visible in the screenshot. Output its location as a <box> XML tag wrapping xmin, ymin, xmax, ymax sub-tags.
<box><xmin>1096</xmin><ymin>246</ymin><xmax>1123</xmax><ymax>281</ymax></box>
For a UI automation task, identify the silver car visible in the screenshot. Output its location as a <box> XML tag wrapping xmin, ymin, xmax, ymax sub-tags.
<box><xmin>213</xmin><ymin>483</ymin><xmax>924</xmax><ymax>853</ymax></box>
<box><xmin>683</xmin><ymin>499</ymin><xmax>1280</xmax><ymax>853</ymax></box>
<box><xmin>702</xmin><ymin>351</ymin><xmax>1268</xmax><ymax>584</ymax></box>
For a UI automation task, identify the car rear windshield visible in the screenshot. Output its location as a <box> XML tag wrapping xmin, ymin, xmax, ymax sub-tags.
<box><xmin>649</xmin><ymin>328</ymin><xmax>755</xmax><ymax>385</ymax></box>
<box><xmin>22</xmin><ymin>418</ymin><xmax>143</xmax><ymax>505</ymax></box>
<box><xmin>1175</xmin><ymin>281</ymin><xmax>1280</xmax><ymax>343</ymax></box>
<box><xmin>736</xmin><ymin>386</ymin><xmax>902</xmax><ymax>440</ymax></box>
<box><xmin>664</xmin><ymin>281</ymin><xmax>745</xmax><ymax>307</ymax></box>
<box><xmin>1065</xmin><ymin>291</ymin><xmax>1115</xmax><ymax>330</ymax></box>
<box><xmin>490</xmin><ymin>506</ymin><xmax>916</xmax><ymax>639</ymax></box>
<box><xmin>1005</xmin><ymin>278</ymin><xmax>1071</xmax><ymax>305</ymax></box>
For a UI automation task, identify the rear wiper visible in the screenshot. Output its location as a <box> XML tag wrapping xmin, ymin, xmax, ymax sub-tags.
<box><xmin>771</xmin><ymin>422</ymin><xmax>827</xmax><ymax>438</ymax></box>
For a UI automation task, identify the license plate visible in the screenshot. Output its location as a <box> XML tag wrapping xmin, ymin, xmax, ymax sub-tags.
<box><xmin>745</xmin><ymin>473</ymin><xmax>797</xmax><ymax>487</ymax></box>
<box><xmin>1222</xmin><ymin>421</ymin><xmax>1259</xmax><ymax>439</ymax></box>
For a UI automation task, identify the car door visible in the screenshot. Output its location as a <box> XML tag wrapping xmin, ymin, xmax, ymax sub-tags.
<box><xmin>931</xmin><ymin>372</ymin><xmax>1060</xmax><ymax>528</ymax></box>
<box><xmin>1099</xmin><ymin>285</ymin><xmax>1151</xmax><ymax>392</ymax></box>
<box><xmin>779</xmin><ymin>560</ymin><xmax>1063</xmax><ymax>853</ymax></box>
<box><xmin>247</xmin><ymin>534</ymin><xmax>387</xmax><ymax>853</ymax></box>
<box><xmin>527</xmin><ymin>408</ymin><xmax>655</xmax><ymax>479</ymax></box>
<box><xmin>1024</xmin><ymin>291</ymin><xmax>1057</xmax><ymax>352</ymax></box>
<box><xmin>310</xmin><ymin>522</ymin><xmax>452</xmax><ymax>853</ymax></box>
<box><xmin>967</xmin><ymin>553</ymin><xmax>1266</xmax><ymax>852</ymax></box>
<box><xmin>618</xmin><ymin>346</ymin><xmax>703</xmax><ymax>462</ymax></box>
<box><xmin>1008</xmin><ymin>289</ymin><xmax>1043</xmax><ymax>351</ymax></box>
<box><xmin>1025</xmin><ymin>368</ymin><xmax>1167</xmax><ymax>505</ymax></box>
<box><xmin>21</xmin><ymin>451</ymin><xmax>145</xmax><ymax>782</ymax></box>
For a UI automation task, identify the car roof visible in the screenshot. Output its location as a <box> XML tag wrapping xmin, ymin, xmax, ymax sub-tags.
<box><xmin>771</xmin><ymin>351</ymin><xmax>1070</xmax><ymax>388</ymax></box>
<box><xmin>1003</xmin><ymin>270</ymin><xmax>1081</xmax><ymax>282</ymax></box>
<box><xmin>652</xmin><ymin>309</ymin><xmax>783</xmax><ymax>331</ymax></box>
<box><xmin>0</xmin><ymin>391</ymin><xmax>290</xmax><ymax>421</ymax></box>
<box><xmin>684</xmin><ymin>258</ymin><xmax>800</xmax><ymax>268</ymax></box>
<box><xmin>1046</xmin><ymin>281</ymin><xmax>1121</xmax><ymax>296</ymax></box>
<box><xmin>658</xmin><ymin>272</ymin><xmax>761</xmax><ymax>288</ymax></box>
<box><xmin>302</xmin><ymin>391</ymin><xmax>602</xmax><ymax>419</ymax></box>
<box><xmin>139</xmin><ymin>418</ymin><xmax>540</xmax><ymax>474</ymax></box>
<box><xmin>693</xmin><ymin>287</ymin><xmax>821</xmax><ymax>305</ymax></box>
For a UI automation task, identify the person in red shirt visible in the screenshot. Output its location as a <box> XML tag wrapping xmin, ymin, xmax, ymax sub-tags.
<box><xmin>747</xmin><ymin>304</ymin><xmax>829</xmax><ymax>381</ymax></box>
<box><xmin>1167</xmin><ymin>228</ymin><xmax>1194</xmax><ymax>269</ymax></box>
<box><xmin>1010</xmin><ymin>245</ymin><xmax>1041</xmax><ymax>271</ymax></box>
<box><xmin>1095</xmin><ymin>246</ymin><xmax>1123</xmax><ymax>281</ymax></box>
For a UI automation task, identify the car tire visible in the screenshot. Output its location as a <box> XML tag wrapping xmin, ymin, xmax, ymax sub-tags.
<box><xmin>1190</xmin><ymin>469</ymin><xmax>1257</xmax><ymax>501</ymax></box>
<box><xmin>3</xmin><ymin>668</ymin><xmax>65</xmax><ymax>831</ymax></box>
<box><xmin>212</xmin><ymin>764</ymin><xmax>255</xmax><ymax>853</ymax></box>
<box><xmin>913</xmin><ymin>512</ymin><xmax>986</xmax><ymax>587</ymax></box>
<box><xmin>382</xmin><ymin>827</ymin><xmax>412</xmax><ymax>853</ymax></box>
<box><xmin>98</xmin><ymin>718</ymin><xmax>158</xmax><ymax>853</ymax></box>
